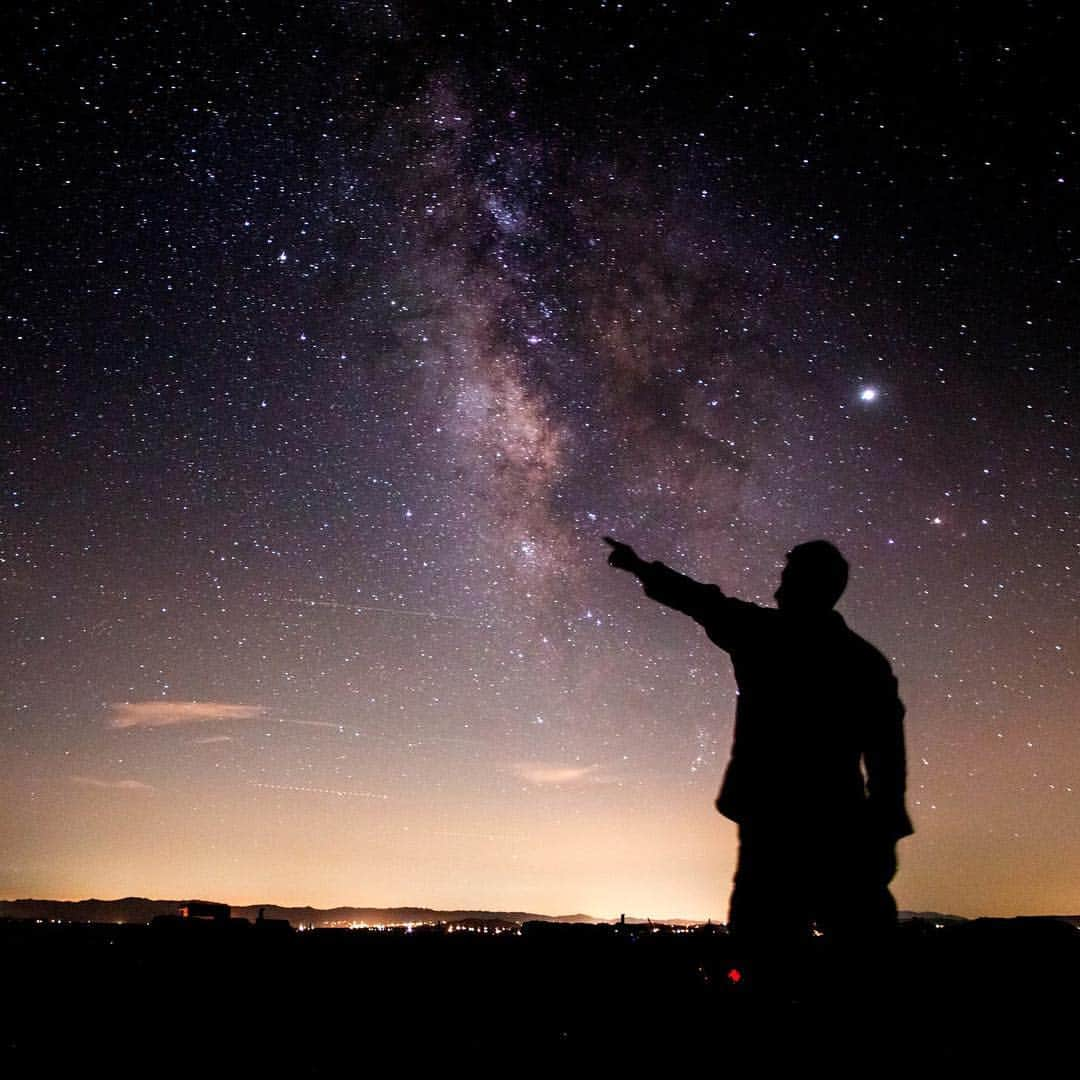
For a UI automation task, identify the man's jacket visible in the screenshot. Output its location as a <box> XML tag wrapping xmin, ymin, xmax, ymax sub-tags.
<box><xmin>639</xmin><ymin>561</ymin><xmax>914</xmax><ymax>841</ymax></box>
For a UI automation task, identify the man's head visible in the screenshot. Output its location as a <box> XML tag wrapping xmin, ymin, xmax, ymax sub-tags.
<box><xmin>774</xmin><ymin>540</ymin><xmax>849</xmax><ymax>613</ymax></box>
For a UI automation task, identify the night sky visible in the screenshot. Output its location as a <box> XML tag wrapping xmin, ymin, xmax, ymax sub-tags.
<box><xmin>3</xmin><ymin>1</ymin><xmax>1077</xmax><ymax>919</ymax></box>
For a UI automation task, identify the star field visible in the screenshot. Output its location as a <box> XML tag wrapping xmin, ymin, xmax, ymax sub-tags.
<box><xmin>2</xmin><ymin>1</ymin><xmax>1077</xmax><ymax>918</ymax></box>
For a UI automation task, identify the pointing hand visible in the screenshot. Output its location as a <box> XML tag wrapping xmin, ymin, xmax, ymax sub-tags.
<box><xmin>604</xmin><ymin>536</ymin><xmax>642</xmax><ymax>573</ymax></box>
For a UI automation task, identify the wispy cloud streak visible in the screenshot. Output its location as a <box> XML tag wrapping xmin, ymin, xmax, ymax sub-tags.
<box><xmin>108</xmin><ymin>701</ymin><xmax>266</xmax><ymax>729</ymax></box>
<box><xmin>511</xmin><ymin>762</ymin><xmax>604</xmax><ymax>786</ymax></box>
<box><xmin>72</xmin><ymin>775</ymin><xmax>154</xmax><ymax>792</ymax></box>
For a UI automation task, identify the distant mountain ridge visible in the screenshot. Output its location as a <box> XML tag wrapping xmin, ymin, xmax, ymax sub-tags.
<box><xmin>0</xmin><ymin>897</ymin><xmax>684</xmax><ymax>927</ymax></box>
<box><xmin>5</xmin><ymin>897</ymin><xmax>1064</xmax><ymax>928</ymax></box>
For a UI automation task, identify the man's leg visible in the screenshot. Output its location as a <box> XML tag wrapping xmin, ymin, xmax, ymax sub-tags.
<box><xmin>728</xmin><ymin>823</ymin><xmax>814</xmax><ymax>996</ymax></box>
<box><xmin>814</xmin><ymin>831</ymin><xmax>900</xmax><ymax>1001</ymax></box>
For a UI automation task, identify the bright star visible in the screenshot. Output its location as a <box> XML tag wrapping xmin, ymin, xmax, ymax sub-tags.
<box><xmin>859</xmin><ymin>386</ymin><xmax>879</xmax><ymax>402</ymax></box>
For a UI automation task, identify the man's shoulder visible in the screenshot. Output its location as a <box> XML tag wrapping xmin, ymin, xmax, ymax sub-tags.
<box><xmin>834</xmin><ymin>617</ymin><xmax>898</xmax><ymax>679</ymax></box>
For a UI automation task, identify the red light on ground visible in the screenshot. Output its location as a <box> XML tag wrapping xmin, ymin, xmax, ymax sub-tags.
<box><xmin>727</xmin><ymin>968</ymin><xmax>742</xmax><ymax>984</ymax></box>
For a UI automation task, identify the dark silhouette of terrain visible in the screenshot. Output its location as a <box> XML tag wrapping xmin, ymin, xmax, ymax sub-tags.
<box><xmin>2</xmin><ymin>915</ymin><xmax>1076</xmax><ymax>1072</ymax></box>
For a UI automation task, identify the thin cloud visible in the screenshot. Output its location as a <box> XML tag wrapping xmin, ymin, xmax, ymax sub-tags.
<box><xmin>192</xmin><ymin>734</ymin><xmax>235</xmax><ymax>744</ymax></box>
<box><xmin>511</xmin><ymin>762</ymin><xmax>604</xmax><ymax>786</ymax></box>
<box><xmin>72</xmin><ymin>775</ymin><xmax>155</xmax><ymax>792</ymax></box>
<box><xmin>108</xmin><ymin>701</ymin><xmax>266</xmax><ymax>729</ymax></box>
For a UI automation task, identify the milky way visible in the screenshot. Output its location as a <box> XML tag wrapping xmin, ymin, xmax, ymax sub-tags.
<box><xmin>2</xmin><ymin>2</ymin><xmax>1077</xmax><ymax>918</ymax></box>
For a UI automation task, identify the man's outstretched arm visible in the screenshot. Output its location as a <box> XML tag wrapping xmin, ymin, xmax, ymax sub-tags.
<box><xmin>604</xmin><ymin>537</ymin><xmax>722</xmax><ymax>625</ymax></box>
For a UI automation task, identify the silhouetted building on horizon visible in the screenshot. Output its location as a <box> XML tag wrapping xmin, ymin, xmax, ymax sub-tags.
<box><xmin>179</xmin><ymin>900</ymin><xmax>231</xmax><ymax>922</ymax></box>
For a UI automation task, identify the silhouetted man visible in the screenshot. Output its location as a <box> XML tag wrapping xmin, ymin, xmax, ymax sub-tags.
<box><xmin>605</xmin><ymin>537</ymin><xmax>912</xmax><ymax>985</ymax></box>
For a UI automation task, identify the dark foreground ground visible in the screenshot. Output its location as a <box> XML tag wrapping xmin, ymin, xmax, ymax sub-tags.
<box><xmin>3</xmin><ymin>916</ymin><xmax>1076</xmax><ymax>1075</ymax></box>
